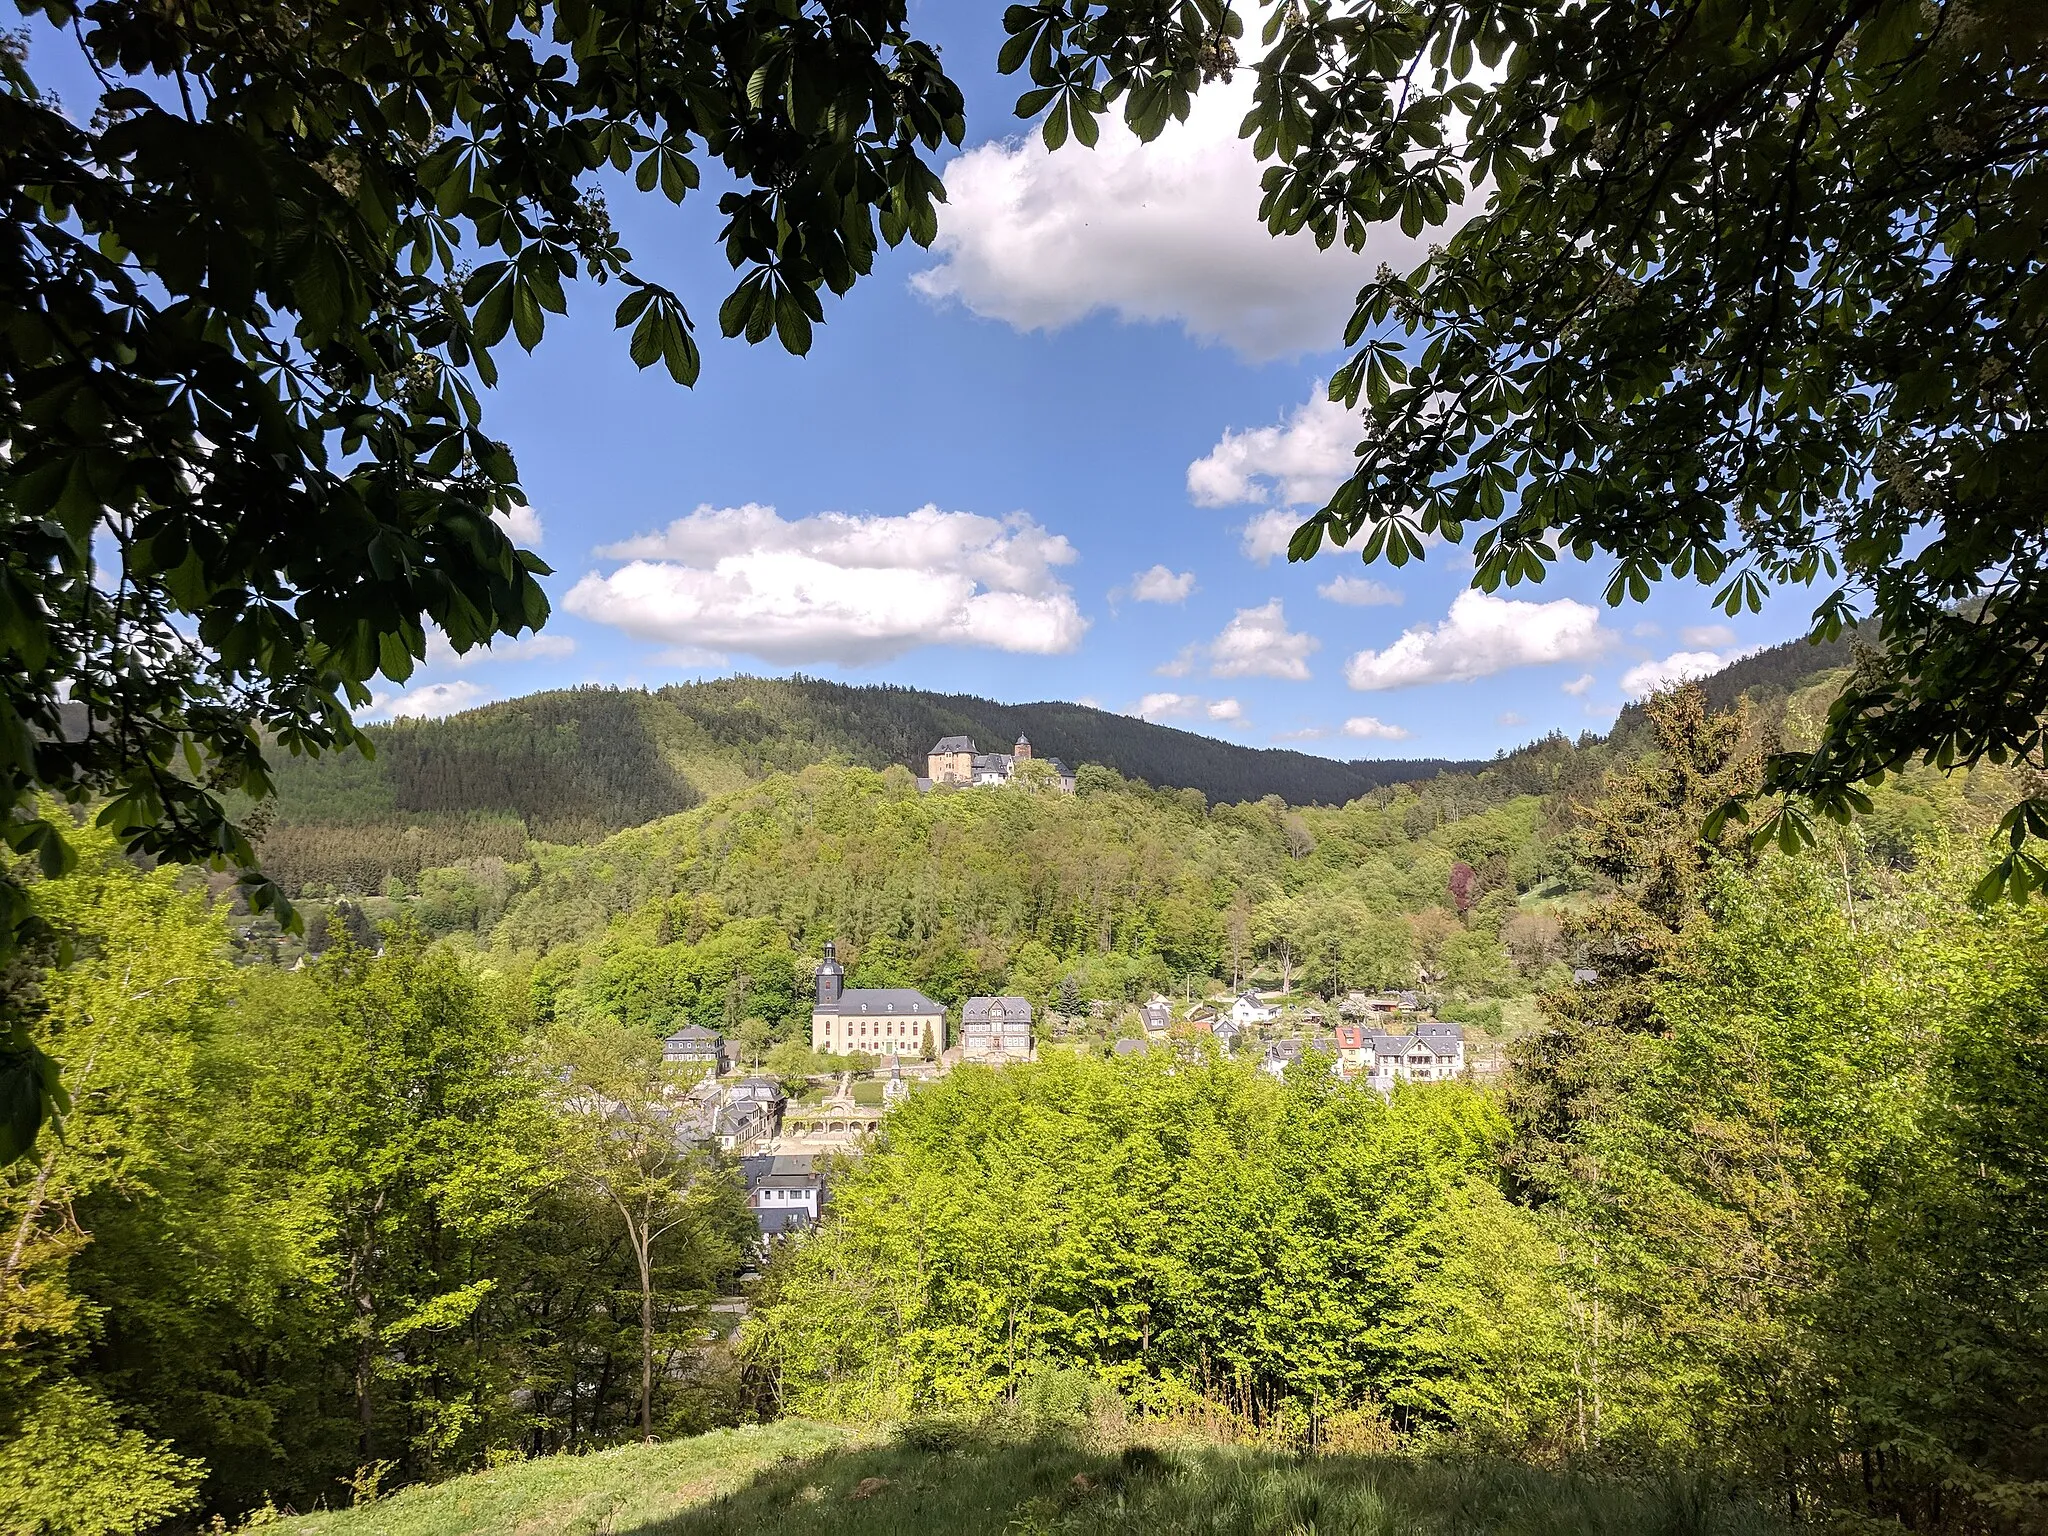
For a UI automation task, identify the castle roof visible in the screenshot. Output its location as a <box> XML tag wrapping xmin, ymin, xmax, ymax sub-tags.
<box><xmin>929</xmin><ymin>735</ymin><xmax>976</xmax><ymax>754</ymax></box>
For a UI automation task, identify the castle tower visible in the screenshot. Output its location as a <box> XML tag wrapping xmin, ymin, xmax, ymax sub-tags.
<box><xmin>814</xmin><ymin>940</ymin><xmax>844</xmax><ymax>1007</ymax></box>
<box><xmin>1013</xmin><ymin>735</ymin><xmax>1032</xmax><ymax>761</ymax></box>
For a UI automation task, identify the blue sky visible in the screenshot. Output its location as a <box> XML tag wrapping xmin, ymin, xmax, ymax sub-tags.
<box><xmin>36</xmin><ymin>5</ymin><xmax>1818</xmax><ymax>761</ymax></box>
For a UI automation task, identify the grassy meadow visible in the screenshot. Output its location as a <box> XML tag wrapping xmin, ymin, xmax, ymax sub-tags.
<box><xmin>265</xmin><ymin>1419</ymin><xmax>1787</xmax><ymax>1536</ymax></box>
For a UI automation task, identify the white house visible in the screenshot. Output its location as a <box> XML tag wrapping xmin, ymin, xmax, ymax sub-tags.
<box><xmin>1230</xmin><ymin>993</ymin><xmax>1277</xmax><ymax>1029</ymax></box>
<box><xmin>741</xmin><ymin>1154</ymin><xmax>825</xmax><ymax>1239</ymax></box>
<box><xmin>1363</xmin><ymin>1024</ymin><xmax>1465</xmax><ymax>1092</ymax></box>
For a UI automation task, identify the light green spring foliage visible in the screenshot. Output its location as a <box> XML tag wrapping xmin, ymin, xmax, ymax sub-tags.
<box><xmin>1494</xmin><ymin>840</ymin><xmax>2048</xmax><ymax>1520</ymax></box>
<box><xmin>0</xmin><ymin>1380</ymin><xmax>204</xmax><ymax>1536</ymax></box>
<box><xmin>6</xmin><ymin>711</ymin><xmax>2041</xmax><ymax>1531</ymax></box>
<box><xmin>1</xmin><ymin>826</ymin><xmax>258</xmax><ymax>1532</ymax></box>
<box><xmin>746</xmin><ymin>1051</ymin><xmax>1509</xmax><ymax>1422</ymax></box>
<box><xmin>482</xmin><ymin>764</ymin><xmax>1563</xmax><ymax>1039</ymax></box>
<box><xmin>1</xmin><ymin>829</ymin><xmax>754</xmax><ymax>1528</ymax></box>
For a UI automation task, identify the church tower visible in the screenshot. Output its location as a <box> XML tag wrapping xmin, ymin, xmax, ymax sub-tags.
<box><xmin>814</xmin><ymin>940</ymin><xmax>844</xmax><ymax>1007</ymax></box>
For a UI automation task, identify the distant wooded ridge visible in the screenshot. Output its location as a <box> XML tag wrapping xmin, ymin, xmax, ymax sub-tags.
<box><xmin>250</xmin><ymin>636</ymin><xmax>1855</xmax><ymax>896</ymax></box>
<box><xmin>270</xmin><ymin>675</ymin><xmax>1486</xmax><ymax>836</ymax></box>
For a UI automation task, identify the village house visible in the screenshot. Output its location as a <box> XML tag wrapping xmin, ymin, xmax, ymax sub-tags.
<box><xmin>1230</xmin><ymin>993</ymin><xmax>1277</xmax><ymax>1029</ymax></box>
<box><xmin>1262</xmin><ymin>1037</ymin><xmax>1306</xmax><ymax>1078</ymax></box>
<box><xmin>661</xmin><ymin>1023</ymin><xmax>729</xmax><ymax>1075</ymax></box>
<box><xmin>924</xmin><ymin>734</ymin><xmax>1077</xmax><ymax>792</ymax></box>
<box><xmin>1140</xmin><ymin>998</ymin><xmax>1172</xmax><ymax>1037</ymax></box>
<box><xmin>1361</xmin><ymin>1023</ymin><xmax>1466</xmax><ymax>1092</ymax></box>
<box><xmin>740</xmin><ymin>1153</ymin><xmax>825</xmax><ymax>1240</ymax></box>
<box><xmin>960</xmin><ymin>995</ymin><xmax>1033</xmax><ymax>1060</ymax></box>
<box><xmin>1333</xmin><ymin>1023</ymin><xmax>1373</xmax><ymax>1074</ymax></box>
<box><xmin>716</xmin><ymin>1075</ymin><xmax>785</xmax><ymax>1152</ymax></box>
<box><xmin>809</xmin><ymin>940</ymin><xmax>946</xmax><ymax>1057</ymax></box>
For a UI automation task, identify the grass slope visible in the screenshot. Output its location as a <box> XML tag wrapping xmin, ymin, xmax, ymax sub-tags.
<box><xmin>272</xmin><ymin>1421</ymin><xmax>1787</xmax><ymax>1536</ymax></box>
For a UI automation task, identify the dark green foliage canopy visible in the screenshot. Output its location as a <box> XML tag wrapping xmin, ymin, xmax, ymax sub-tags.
<box><xmin>1010</xmin><ymin>0</ymin><xmax>2048</xmax><ymax>888</ymax></box>
<box><xmin>0</xmin><ymin>0</ymin><xmax>962</xmax><ymax>1157</ymax></box>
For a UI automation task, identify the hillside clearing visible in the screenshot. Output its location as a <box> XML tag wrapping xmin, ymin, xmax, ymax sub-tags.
<box><xmin>266</xmin><ymin>1421</ymin><xmax>1787</xmax><ymax>1536</ymax></box>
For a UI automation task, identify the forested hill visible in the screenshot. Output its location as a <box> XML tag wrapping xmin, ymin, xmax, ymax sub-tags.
<box><xmin>259</xmin><ymin>643</ymin><xmax>1852</xmax><ymax>898</ymax></box>
<box><xmin>258</xmin><ymin>677</ymin><xmax>1480</xmax><ymax>893</ymax></box>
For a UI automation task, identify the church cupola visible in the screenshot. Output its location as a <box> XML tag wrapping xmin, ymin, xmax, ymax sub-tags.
<box><xmin>814</xmin><ymin>940</ymin><xmax>844</xmax><ymax>1007</ymax></box>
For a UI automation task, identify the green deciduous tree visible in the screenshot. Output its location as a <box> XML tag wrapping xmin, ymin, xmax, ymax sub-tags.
<box><xmin>240</xmin><ymin>928</ymin><xmax>554</xmax><ymax>1474</ymax></box>
<box><xmin>545</xmin><ymin>1022</ymin><xmax>747</xmax><ymax>1443</ymax></box>
<box><xmin>0</xmin><ymin>0</ymin><xmax>964</xmax><ymax>1159</ymax></box>
<box><xmin>746</xmin><ymin>1051</ymin><xmax>1509</xmax><ymax>1424</ymax></box>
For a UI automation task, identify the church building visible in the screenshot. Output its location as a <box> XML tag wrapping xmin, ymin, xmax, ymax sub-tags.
<box><xmin>809</xmin><ymin>940</ymin><xmax>946</xmax><ymax>1057</ymax></box>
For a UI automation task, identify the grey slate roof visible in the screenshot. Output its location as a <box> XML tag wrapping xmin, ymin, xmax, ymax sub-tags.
<box><xmin>816</xmin><ymin>987</ymin><xmax>944</xmax><ymax>1015</ymax></box>
<box><xmin>1112</xmin><ymin>1037</ymin><xmax>1153</xmax><ymax>1057</ymax></box>
<box><xmin>740</xmin><ymin>1153</ymin><xmax>819</xmax><ymax>1188</ymax></box>
<box><xmin>930</xmin><ymin>735</ymin><xmax>976</xmax><ymax>754</ymax></box>
<box><xmin>664</xmin><ymin>1024</ymin><xmax>723</xmax><ymax>1044</ymax></box>
<box><xmin>962</xmin><ymin>995</ymin><xmax>1033</xmax><ymax>1023</ymax></box>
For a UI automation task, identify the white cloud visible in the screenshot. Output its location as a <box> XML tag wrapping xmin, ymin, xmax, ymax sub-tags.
<box><xmin>1345</xmin><ymin>590</ymin><xmax>1613</xmax><ymax>690</ymax></box>
<box><xmin>1203</xmin><ymin>600</ymin><xmax>1320</xmax><ymax>680</ymax></box>
<box><xmin>1240</xmin><ymin>510</ymin><xmax>1301</xmax><ymax>564</ymax></box>
<box><xmin>1129</xmin><ymin>565</ymin><xmax>1197</xmax><ymax>604</ymax></box>
<box><xmin>566</xmin><ymin>503</ymin><xmax>1087</xmax><ymax>666</ymax></box>
<box><xmin>912</xmin><ymin>72</ymin><xmax>1430</xmax><ymax>358</ymax></box>
<box><xmin>1680</xmin><ymin>623</ymin><xmax>1738</xmax><ymax>649</ymax></box>
<box><xmin>1631</xmin><ymin>621</ymin><xmax>1662</xmax><ymax>638</ymax></box>
<box><xmin>372</xmin><ymin>679</ymin><xmax>489</xmax><ymax>720</ymax></box>
<box><xmin>1132</xmin><ymin>691</ymin><xmax>1197</xmax><ymax>720</ymax></box>
<box><xmin>1497</xmin><ymin>711</ymin><xmax>1526</xmax><ymax>727</ymax></box>
<box><xmin>1561</xmin><ymin>673</ymin><xmax>1595</xmax><ymax>696</ymax></box>
<box><xmin>1344</xmin><ymin>715</ymin><xmax>1412</xmax><ymax>741</ymax></box>
<box><xmin>492</xmin><ymin>502</ymin><xmax>543</xmax><ymax>546</ymax></box>
<box><xmin>1317</xmin><ymin>575</ymin><xmax>1403</xmax><ymax>607</ymax></box>
<box><xmin>1620</xmin><ymin>650</ymin><xmax>1724</xmax><ymax>698</ymax></box>
<box><xmin>1238</xmin><ymin>509</ymin><xmax>1378</xmax><ymax>566</ymax></box>
<box><xmin>1131</xmin><ymin>692</ymin><xmax>1246</xmax><ymax>726</ymax></box>
<box><xmin>654</xmin><ymin>645</ymin><xmax>730</xmax><ymax>670</ymax></box>
<box><xmin>1189</xmin><ymin>391</ymin><xmax>1356</xmax><ymax>508</ymax></box>
<box><xmin>1273</xmin><ymin>726</ymin><xmax>1328</xmax><ymax>742</ymax></box>
<box><xmin>425</xmin><ymin>630</ymin><xmax>577</xmax><ymax>670</ymax></box>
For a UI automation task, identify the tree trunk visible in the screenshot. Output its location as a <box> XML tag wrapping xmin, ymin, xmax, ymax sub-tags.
<box><xmin>3</xmin><ymin>1147</ymin><xmax>58</xmax><ymax>1279</ymax></box>
<box><xmin>635</xmin><ymin>1216</ymin><xmax>655</xmax><ymax>1442</ymax></box>
<box><xmin>350</xmin><ymin>1189</ymin><xmax>385</xmax><ymax>1461</ymax></box>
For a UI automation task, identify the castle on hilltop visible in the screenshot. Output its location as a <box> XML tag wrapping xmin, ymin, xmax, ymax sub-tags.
<box><xmin>924</xmin><ymin>734</ymin><xmax>1076</xmax><ymax>792</ymax></box>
